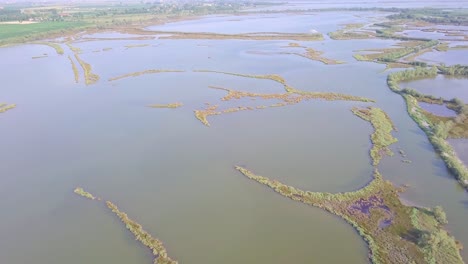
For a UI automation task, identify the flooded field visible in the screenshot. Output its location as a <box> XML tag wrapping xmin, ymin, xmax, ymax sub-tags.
<box><xmin>0</xmin><ymin>5</ymin><xmax>467</xmax><ymax>264</ymax></box>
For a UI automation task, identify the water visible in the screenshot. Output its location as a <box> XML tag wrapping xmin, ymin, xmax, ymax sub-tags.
<box><xmin>146</xmin><ymin>12</ymin><xmax>388</xmax><ymax>35</ymax></box>
<box><xmin>0</xmin><ymin>41</ymin><xmax>372</xmax><ymax>264</ymax></box>
<box><xmin>402</xmin><ymin>74</ymin><xmax>468</xmax><ymax>103</ymax></box>
<box><xmin>447</xmin><ymin>138</ymin><xmax>468</xmax><ymax>166</ymax></box>
<box><xmin>400</xmin><ymin>29</ymin><xmax>464</xmax><ymax>41</ymax></box>
<box><xmin>245</xmin><ymin>0</ymin><xmax>468</xmax><ymax>11</ymax></box>
<box><xmin>418</xmin><ymin>49</ymin><xmax>468</xmax><ymax>66</ymax></box>
<box><xmin>418</xmin><ymin>102</ymin><xmax>457</xmax><ymax>117</ymax></box>
<box><xmin>448</xmin><ymin>139</ymin><xmax>468</xmax><ymax>167</ymax></box>
<box><xmin>0</xmin><ymin>10</ymin><xmax>467</xmax><ymax>264</ymax></box>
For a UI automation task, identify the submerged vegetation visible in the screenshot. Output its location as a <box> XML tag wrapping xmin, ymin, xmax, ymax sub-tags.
<box><xmin>236</xmin><ymin>166</ymin><xmax>463</xmax><ymax>264</ymax></box>
<box><xmin>74</xmin><ymin>189</ymin><xmax>177</xmax><ymax>264</ymax></box>
<box><xmin>352</xmin><ymin>107</ymin><xmax>398</xmax><ymax>166</ymax></box>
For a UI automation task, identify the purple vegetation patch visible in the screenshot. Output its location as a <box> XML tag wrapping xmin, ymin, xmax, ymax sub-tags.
<box><xmin>348</xmin><ymin>195</ymin><xmax>394</xmax><ymax>228</ymax></box>
<box><xmin>348</xmin><ymin>195</ymin><xmax>389</xmax><ymax>215</ymax></box>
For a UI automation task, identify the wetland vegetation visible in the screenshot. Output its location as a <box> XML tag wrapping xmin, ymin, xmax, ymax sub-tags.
<box><xmin>354</xmin><ymin>40</ymin><xmax>438</xmax><ymax>67</ymax></box>
<box><xmin>1</xmin><ymin>1</ymin><xmax>468</xmax><ymax>264</ymax></box>
<box><xmin>109</xmin><ymin>70</ymin><xmax>185</xmax><ymax>82</ymax></box>
<box><xmin>149</xmin><ymin>103</ymin><xmax>183</xmax><ymax>109</ymax></box>
<box><xmin>0</xmin><ymin>103</ymin><xmax>16</xmax><ymax>113</ymax></box>
<box><xmin>387</xmin><ymin>67</ymin><xmax>468</xmax><ymax>189</ymax></box>
<box><xmin>387</xmin><ymin>8</ymin><xmax>468</xmax><ymax>25</ymax></box>
<box><xmin>106</xmin><ymin>202</ymin><xmax>178</xmax><ymax>264</ymax></box>
<box><xmin>162</xmin><ymin>31</ymin><xmax>324</xmax><ymax>41</ymax></box>
<box><xmin>235</xmin><ymin>165</ymin><xmax>463</xmax><ymax>264</ymax></box>
<box><xmin>282</xmin><ymin>47</ymin><xmax>345</xmax><ymax>65</ymax></box>
<box><xmin>74</xmin><ymin>188</ymin><xmax>177</xmax><ymax>264</ymax></box>
<box><xmin>74</xmin><ymin>53</ymin><xmax>100</xmax><ymax>85</ymax></box>
<box><xmin>328</xmin><ymin>23</ymin><xmax>375</xmax><ymax>40</ymax></box>
<box><xmin>351</xmin><ymin>107</ymin><xmax>398</xmax><ymax>166</ymax></box>
<box><xmin>68</xmin><ymin>56</ymin><xmax>79</xmax><ymax>83</ymax></box>
<box><xmin>124</xmin><ymin>44</ymin><xmax>150</xmax><ymax>49</ymax></box>
<box><xmin>74</xmin><ymin>187</ymin><xmax>96</xmax><ymax>200</ymax></box>
<box><xmin>190</xmin><ymin>72</ymin><xmax>373</xmax><ymax>126</ymax></box>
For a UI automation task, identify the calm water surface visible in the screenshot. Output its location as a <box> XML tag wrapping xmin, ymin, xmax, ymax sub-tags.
<box><xmin>447</xmin><ymin>139</ymin><xmax>468</xmax><ymax>167</ymax></box>
<box><xmin>418</xmin><ymin>49</ymin><xmax>468</xmax><ymax>66</ymax></box>
<box><xmin>418</xmin><ymin>102</ymin><xmax>458</xmax><ymax>117</ymax></box>
<box><xmin>246</xmin><ymin>0</ymin><xmax>468</xmax><ymax>11</ymax></box>
<box><xmin>402</xmin><ymin>74</ymin><xmax>468</xmax><ymax>103</ymax></box>
<box><xmin>0</xmin><ymin>11</ymin><xmax>467</xmax><ymax>264</ymax></box>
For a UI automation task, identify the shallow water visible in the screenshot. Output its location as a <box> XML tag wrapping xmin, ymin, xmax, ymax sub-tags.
<box><xmin>245</xmin><ymin>0</ymin><xmax>468</xmax><ymax>11</ymax></box>
<box><xmin>146</xmin><ymin>12</ymin><xmax>387</xmax><ymax>35</ymax></box>
<box><xmin>448</xmin><ymin>139</ymin><xmax>468</xmax><ymax>167</ymax></box>
<box><xmin>400</xmin><ymin>29</ymin><xmax>464</xmax><ymax>41</ymax></box>
<box><xmin>418</xmin><ymin>49</ymin><xmax>468</xmax><ymax>66</ymax></box>
<box><xmin>418</xmin><ymin>102</ymin><xmax>458</xmax><ymax>117</ymax></box>
<box><xmin>0</xmin><ymin>40</ymin><xmax>374</xmax><ymax>264</ymax></box>
<box><xmin>402</xmin><ymin>74</ymin><xmax>468</xmax><ymax>103</ymax></box>
<box><xmin>0</xmin><ymin>11</ymin><xmax>468</xmax><ymax>264</ymax></box>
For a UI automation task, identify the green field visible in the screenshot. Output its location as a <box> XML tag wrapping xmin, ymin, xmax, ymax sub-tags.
<box><xmin>0</xmin><ymin>21</ymin><xmax>88</xmax><ymax>44</ymax></box>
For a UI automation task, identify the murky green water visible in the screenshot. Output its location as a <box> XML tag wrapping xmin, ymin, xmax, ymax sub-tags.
<box><xmin>0</xmin><ymin>10</ymin><xmax>467</xmax><ymax>264</ymax></box>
